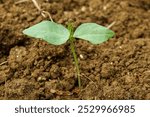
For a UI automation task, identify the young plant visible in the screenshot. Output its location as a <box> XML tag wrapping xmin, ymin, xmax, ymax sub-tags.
<box><xmin>23</xmin><ymin>21</ymin><xmax>115</xmax><ymax>87</ymax></box>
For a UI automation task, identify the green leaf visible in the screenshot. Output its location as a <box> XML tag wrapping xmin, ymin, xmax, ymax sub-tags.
<box><xmin>23</xmin><ymin>20</ymin><xmax>70</xmax><ymax>45</ymax></box>
<box><xmin>73</xmin><ymin>23</ymin><xmax>115</xmax><ymax>44</ymax></box>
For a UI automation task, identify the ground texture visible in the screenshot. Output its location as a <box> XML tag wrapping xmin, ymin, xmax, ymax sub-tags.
<box><xmin>0</xmin><ymin>0</ymin><xmax>150</xmax><ymax>99</ymax></box>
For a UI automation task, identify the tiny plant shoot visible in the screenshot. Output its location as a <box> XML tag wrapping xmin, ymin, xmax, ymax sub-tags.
<box><xmin>23</xmin><ymin>21</ymin><xmax>115</xmax><ymax>87</ymax></box>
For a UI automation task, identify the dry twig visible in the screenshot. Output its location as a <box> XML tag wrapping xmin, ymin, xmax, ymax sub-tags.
<box><xmin>31</xmin><ymin>0</ymin><xmax>53</xmax><ymax>21</ymax></box>
<box><xmin>107</xmin><ymin>21</ymin><xmax>116</xmax><ymax>29</ymax></box>
<box><xmin>15</xmin><ymin>0</ymin><xmax>53</xmax><ymax>21</ymax></box>
<box><xmin>15</xmin><ymin>0</ymin><xmax>29</xmax><ymax>4</ymax></box>
<box><xmin>0</xmin><ymin>61</ymin><xmax>7</xmax><ymax>66</ymax></box>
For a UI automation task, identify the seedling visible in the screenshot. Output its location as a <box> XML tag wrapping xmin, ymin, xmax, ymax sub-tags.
<box><xmin>23</xmin><ymin>21</ymin><xmax>115</xmax><ymax>87</ymax></box>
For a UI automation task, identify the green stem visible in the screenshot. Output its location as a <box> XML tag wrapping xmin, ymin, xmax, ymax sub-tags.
<box><xmin>68</xmin><ymin>24</ymin><xmax>81</xmax><ymax>87</ymax></box>
<box><xmin>69</xmin><ymin>37</ymin><xmax>81</xmax><ymax>87</ymax></box>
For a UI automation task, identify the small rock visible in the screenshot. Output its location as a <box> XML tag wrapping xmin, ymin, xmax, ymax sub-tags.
<box><xmin>81</xmin><ymin>6</ymin><xmax>86</xmax><ymax>12</ymax></box>
<box><xmin>37</xmin><ymin>76</ymin><xmax>47</xmax><ymax>82</ymax></box>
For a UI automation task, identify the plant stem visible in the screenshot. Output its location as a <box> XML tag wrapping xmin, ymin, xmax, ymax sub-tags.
<box><xmin>69</xmin><ymin>37</ymin><xmax>81</xmax><ymax>87</ymax></box>
<box><xmin>68</xmin><ymin>24</ymin><xmax>81</xmax><ymax>87</ymax></box>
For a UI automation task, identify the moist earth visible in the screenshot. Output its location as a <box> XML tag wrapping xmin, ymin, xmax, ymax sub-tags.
<box><xmin>0</xmin><ymin>0</ymin><xmax>150</xmax><ymax>99</ymax></box>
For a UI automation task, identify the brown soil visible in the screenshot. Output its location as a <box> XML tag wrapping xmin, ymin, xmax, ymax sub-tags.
<box><xmin>0</xmin><ymin>0</ymin><xmax>150</xmax><ymax>99</ymax></box>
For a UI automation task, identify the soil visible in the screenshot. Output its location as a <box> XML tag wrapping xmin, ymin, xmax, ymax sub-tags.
<box><xmin>0</xmin><ymin>0</ymin><xmax>150</xmax><ymax>99</ymax></box>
